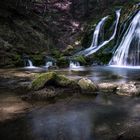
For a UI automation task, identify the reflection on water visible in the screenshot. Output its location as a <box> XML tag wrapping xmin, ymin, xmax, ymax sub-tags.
<box><xmin>2</xmin><ymin>66</ymin><xmax>140</xmax><ymax>83</ymax></box>
<box><xmin>0</xmin><ymin>92</ymin><xmax>140</xmax><ymax>140</ymax></box>
<box><xmin>66</xmin><ymin>66</ymin><xmax>140</xmax><ymax>83</ymax></box>
<box><xmin>0</xmin><ymin>89</ymin><xmax>30</xmax><ymax>122</ymax></box>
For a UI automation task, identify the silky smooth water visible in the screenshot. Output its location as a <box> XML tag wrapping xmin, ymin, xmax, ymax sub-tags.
<box><xmin>0</xmin><ymin>90</ymin><xmax>140</xmax><ymax>140</ymax></box>
<box><xmin>110</xmin><ymin>11</ymin><xmax>140</xmax><ymax>67</ymax></box>
<box><xmin>78</xmin><ymin>10</ymin><xmax>121</xmax><ymax>56</ymax></box>
<box><xmin>0</xmin><ymin>67</ymin><xmax>140</xmax><ymax>140</ymax></box>
<box><xmin>25</xmin><ymin>59</ymin><xmax>36</xmax><ymax>69</ymax></box>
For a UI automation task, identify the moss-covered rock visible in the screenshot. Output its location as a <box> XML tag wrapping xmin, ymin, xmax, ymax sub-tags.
<box><xmin>31</xmin><ymin>72</ymin><xmax>79</xmax><ymax>91</ymax></box>
<box><xmin>32</xmin><ymin>72</ymin><xmax>57</xmax><ymax>90</ymax></box>
<box><xmin>78</xmin><ymin>78</ymin><xmax>98</xmax><ymax>94</ymax></box>
<box><xmin>55</xmin><ymin>75</ymin><xmax>78</xmax><ymax>88</ymax></box>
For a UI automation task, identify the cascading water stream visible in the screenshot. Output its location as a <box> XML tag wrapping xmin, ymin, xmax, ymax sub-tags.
<box><xmin>89</xmin><ymin>16</ymin><xmax>109</xmax><ymax>48</ymax></box>
<box><xmin>25</xmin><ymin>59</ymin><xmax>36</xmax><ymax>68</ymax></box>
<box><xmin>78</xmin><ymin>10</ymin><xmax>121</xmax><ymax>56</ymax></box>
<box><xmin>28</xmin><ymin>60</ymin><xmax>33</xmax><ymax>67</ymax></box>
<box><xmin>69</xmin><ymin>61</ymin><xmax>80</xmax><ymax>69</ymax></box>
<box><xmin>109</xmin><ymin>11</ymin><xmax>140</xmax><ymax>68</ymax></box>
<box><xmin>45</xmin><ymin>61</ymin><xmax>53</xmax><ymax>68</ymax></box>
<box><xmin>77</xmin><ymin>16</ymin><xmax>109</xmax><ymax>56</ymax></box>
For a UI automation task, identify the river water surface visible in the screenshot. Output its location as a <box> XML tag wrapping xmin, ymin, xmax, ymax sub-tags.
<box><xmin>0</xmin><ymin>66</ymin><xmax>140</xmax><ymax>140</ymax></box>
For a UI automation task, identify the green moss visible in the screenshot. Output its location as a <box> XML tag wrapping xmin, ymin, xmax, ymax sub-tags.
<box><xmin>103</xmin><ymin>15</ymin><xmax>115</xmax><ymax>40</ymax></box>
<box><xmin>74</xmin><ymin>55</ymin><xmax>87</xmax><ymax>65</ymax></box>
<box><xmin>32</xmin><ymin>72</ymin><xmax>57</xmax><ymax>90</ymax></box>
<box><xmin>56</xmin><ymin>75</ymin><xmax>77</xmax><ymax>88</ymax></box>
<box><xmin>57</xmin><ymin>57</ymin><xmax>69</xmax><ymax>67</ymax></box>
<box><xmin>31</xmin><ymin>72</ymin><xmax>78</xmax><ymax>90</ymax></box>
<box><xmin>32</xmin><ymin>54</ymin><xmax>43</xmax><ymax>66</ymax></box>
<box><xmin>92</xmin><ymin>52</ymin><xmax>112</xmax><ymax>64</ymax></box>
<box><xmin>51</xmin><ymin>49</ymin><xmax>62</xmax><ymax>58</ymax></box>
<box><xmin>12</xmin><ymin>54</ymin><xmax>23</xmax><ymax>67</ymax></box>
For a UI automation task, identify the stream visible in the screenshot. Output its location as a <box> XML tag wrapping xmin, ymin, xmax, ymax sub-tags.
<box><xmin>0</xmin><ymin>66</ymin><xmax>140</xmax><ymax>140</ymax></box>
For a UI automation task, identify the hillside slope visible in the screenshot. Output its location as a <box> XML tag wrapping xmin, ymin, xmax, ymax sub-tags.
<box><xmin>0</xmin><ymin>0</ymin><xmax>138</xmax><ymax>67</ymax></box>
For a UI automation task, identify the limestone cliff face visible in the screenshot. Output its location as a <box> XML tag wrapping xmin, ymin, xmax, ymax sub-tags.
<box><xmin>0</xmin><ymin>0</ymin><xmax>138</xmax><ymax>67</ymax></box>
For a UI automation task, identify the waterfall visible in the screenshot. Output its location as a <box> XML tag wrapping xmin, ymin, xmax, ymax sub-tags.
<box><xmin>45</xmin><ymin>61</ymin><xmax>53</xmax><ymax>68</ymax></box>
<box><xmin>28</xmin><ymin>60</ymin><xmax>33</xmax><ymax>67</ymax></box>
<box><xmin>89</xmin><ymin>16</ymin><xmax>109</xmax><ymax>48</ymax></box>
<box><xmin>78</xmin><ymin>10</ymin><xmax>121</xmax><ymax>56</ymax></box>
<box><xmin>25</xmin><ymin>59</ymin><xmax>35</xmax><ymax>68</ymax></box>
<box><xmin>109</xmin><ymin>11</ymin><xmax>140</xmax><ymax>67</ymax></box>
<box><xmin>69</xmin><ymin>61</ymin><xmax>80</xmax><ymax>69</ymax></box>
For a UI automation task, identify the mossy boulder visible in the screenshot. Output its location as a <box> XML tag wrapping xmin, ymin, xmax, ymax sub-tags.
<box><xmin>78</xmin><ymin>78</ymin><xmax>98</xmax><ymax>94</ymax></box>
<box><xmin>55</xmin><ymin>75</ymin><xmax>77</xmax><ymax>87</ymax></box>
<box><xmin>32</xmin><ymin>72</ymin><xmax>57</xmax><ymax>90</ymax></box>
<box><xmin>31</xmin><ymin>72</ymin><xmax>78</xmax><ymax>91</ymax></box>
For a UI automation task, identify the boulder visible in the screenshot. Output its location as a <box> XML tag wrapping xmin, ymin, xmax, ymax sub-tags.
<box><xmin>31</xmin><ymin>72</ymin><xmax>57</xmax><ymax>90</ymax></box>
<box><xmin>117</xmin><ymin>82</ymin><xmax>140</xmax><ymax>96</ymax></box>
<box><xmin>78</xmin><ymin>78</ymin><xmax>97</xmax><ymax>94</ymax></box>
<box><xmin>55</xmin><ymin>75</ymin><xmax>78</xmax><ymax>88</ymax></box>
<box><xmin>98</xmin><ymin>83</ymin><xmax>118</xmax><ymax>92</ymax></box>
<box><xmin>31</xmin><ymin>72</ymin><xmax>79</xmax><ymax>91</ymax></box>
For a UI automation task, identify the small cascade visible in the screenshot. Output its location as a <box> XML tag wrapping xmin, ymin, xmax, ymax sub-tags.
<box><xmin>90</xmin><ymin>16</ymin><xmax>109</xmax><ymax>48</ymax></box>
<box><xmin>25</xmin><ymin>59</ymin><xmax>36</xmax><ymax>68</ymax></box>
<box><xmin>45</xmin><ymin>61</ymin><xmax>53</xmax><ymax>68</ymax></box>
<box><xmin>109</xmin><ymin>11</ymin><xmax>140</xmax><ymax>68</ymax></box>
<box><xmin>78</xmin><ymin>10</ymin><xmax>121</xmax><ymax>56</ymax></box>
<box><xmin>69</xmin><ymin>61</ymin><xmax>80</xmax><ymax>69</ymax></box>
<box><xmin>44</xmin><ymin>56</ymin><xmax>57</xmax><ymax>69</ymax></box>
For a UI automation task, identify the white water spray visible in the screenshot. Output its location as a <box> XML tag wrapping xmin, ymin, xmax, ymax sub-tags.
<box><xmin>69</xmin><ymin>61</ymin><xmax>80</xmax><ymax>69</ymax></box>
<box><xmin>109</xmin><ymin>11</ymin><xmax>140</xmax><ymax>67</ymax></box>
<box><xmin>25</xmin><ymin>59</ymin><xmax>36</xmax><ymax>68</ymax></box>
<box><xmin>45</xmin><ymin>61</ymin><xmax>53</xmax><ymax>68</ymax></box>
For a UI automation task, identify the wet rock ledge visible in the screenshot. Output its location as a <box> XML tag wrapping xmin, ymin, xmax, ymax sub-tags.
<box><xmin>28</xmin><ymin>72</ymin><xmax>97</xmax><ymax>100</ymax></box>
<box><xmin>26</xmin><ymin>72</ymin><xmax>140</xmax><ymax>100</ymax></box>
<box><xmin>1</xmin><ymin>70</ymin><xmax>140</xmax><ymax>100</ymax></box>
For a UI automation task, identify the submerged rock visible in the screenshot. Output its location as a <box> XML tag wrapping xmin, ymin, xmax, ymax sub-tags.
<box><xmin>31</xmin><ymin>87</ymin><xmax>57</xmax><ymax>100</ymax></box>
<box><xmin>117</xmin><ymin>82</ymin><xmax>140</xmax><ymax>96</ymax></box>
<box><xmin>78</xmin><ymin>78</ymin><xmax>97</xmax><ymax>94</ymax></box>
<box><xmin>98</xmin><ymin>83</ymin><xmax>118</xmax><ymax>92</ymax></box>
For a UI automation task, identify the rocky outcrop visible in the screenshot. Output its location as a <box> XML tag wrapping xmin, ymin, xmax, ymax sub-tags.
<box><xmin>117</xmin><ymin>82</ymin><xmax>140</xmax><ymax>96</ymax></box>
<box><xmin>31</xmin><ymin>72</ymin><xmax>140</xmax><ymax>99</ymax></box>
<box><xmin>31</xmin><ymin>72</ymin><xmax>78</xmax><ymax>90</ymax></box>
<box><xmin>98</xmin><ymin>82</ymin><xmax>118</xmax><ymax>92</ymax></box>
<box><xmin>78</xmin><ymin>78</ymin><xmax>97</xmax><ymax>94</ymax></box>
<box><xmin>30</xmin><ymin>72</ymin><xmax>80</xmax><ymax>100</ymax></box>
<box><xmin>31</xmin><ymin>72</ymin><xmax>57</xmax><ymax>90</ymax></box>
